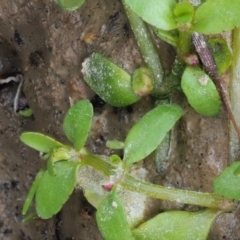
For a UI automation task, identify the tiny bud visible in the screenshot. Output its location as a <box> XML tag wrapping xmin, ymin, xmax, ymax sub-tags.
<box><xmin>109</xmin><ymin>154</ymin><xmax>122</xmax><ymax>164</ymax></box>
<box><xmin>102</xmin><ymin>180</ymin><xmax>114</xmax><ymax>191</ymax></box>
<box><xmin>184</xmin><ymin>54</ymin><xmax>199</xmax><ymax>66</ymax></box>
<box><xmin>132</xmin><ymin>67</ymin><xmax>153</xmax><ymax>97</ymax></box>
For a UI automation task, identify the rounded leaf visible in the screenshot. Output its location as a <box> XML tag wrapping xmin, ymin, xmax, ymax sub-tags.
<box><xmin>63</xmin><ymin>100</ymin><xmax>93</xmax><ymax>151</ymax></box>
<box><xmin>82</xmin><ymin>53</ymin><xmax>140</xmax><ymax>107</ymax></box>
<box><xmin>133</xmin><ymin>210</ymin><xmax>219</xmax><ymax>240</ymax></box>
<box><xmin>174</xmin><ymin>2</ymin><xmax>194</xmax><ymax>27</ymax></box>
<box><xmin>192</xmin><ymin>0</ymin><xmax>240</xmax><ymax>34</ymax></box>
<box><xmin>214</xmin><ymin>161</ymin><xmax>240</xmax><ymax>200</ymax></box>
<box><xmin>96</xmin><ymin>190</ymin><xmax>134</xmax><ymax>240</ymax></box>
<box><xmin>124</xmin><ymin>104</ymin><xmax>183</xmax><ymax>166</ymax></box>
<box><xmin>20</xmin><ymin>132</ymin><xmax>64</xmax><ymax>153</ymax></box>
<box><xmin>36</xmin><ymin>161</ymin><xmax>79</xmax><ymax>219</ymax></box>
<box><xmin>53</xmin><ymin>0</ymin><xmax>85</xmax><ymax>11</ymax></box>
<box><xmin>181</xmin><ymin>66</ymin><xmax>221</xmax><ymax>116</ymax></box>
<box><xmin>124</xmin><ymin>0</ymin><xmax>177</xmax><ymax>30</ymax></box>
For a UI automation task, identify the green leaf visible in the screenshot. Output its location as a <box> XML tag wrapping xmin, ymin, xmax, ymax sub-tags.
<box><xmin>20</xmin><ymin>132</ymin><xmax>64</xmax><ymax>153</ymax></box>
<box><xmin>208</xmin><ymin>38</ymin><xmax>232</xmax><ymax>75</ymax></box>
<box><xmin>124</xmin><ymin>0</ymin><xmax>177</xmax><ymax>30</ymax></box>
<box><xmin>181</xmin><ymin>66</ymin><xmax>221</xmax><ymax>116</ymax></box>
<box><xmin>47</xmin><ymin>148</ymin><xmax>72</xmax><ymax>176</ymax></box>
<box><xmin>106</xmin><ymin>140</ymin><xmax>124</xmax><ymax>150</ymax></box>
<box><xmin>109</xmin><ymin>155</ymin><xmax>122</xmax><ymax>164</ymax></box>
<box><xmin>133</xmin><ymin>210</ymin><xmax>219</xmax><ymax>240</ymax></box>
<box><xmin>36</xmin><ymin>161</ymin><xmax>80</xmax><ymax>219</ymax></box>
<box><xmin>63</xmin><ymin>100</ymin><xmax>93</xmax><ymax>151</ymax></box>
<box><xmin>19</xmin><ymin>108</ymin><xmax>33</xmax><ymax>117</ymax></box>
<box><xmin>124</xmin><ymin>104</ymin><xmax>183</xmax><ymax>166</ymax></box>
<box><xmin>53</xmin><ymin>0</ymin><xmax>85</xmax><ymax>11</ymax></box>
<box><xmin>82</xmin><ymin>53</ymin><xmax>140</xmax><ymax>107</ymax></box>
<box><xmin>96</xmin><ymin>190</ymin><xmax>134</xmax><ymax>240</ymax></box>
<box><xmin>22</xmin><ymin>169</ymin><xmax>45</xmax><ymax>215</ymax></box>
<box><xmin>214</xmin><ymin>161</ymin><xmax>240</xmax><ymax>200</ymax></box>
<box><xmin>192</xmin><ymin>0</ymin><xmax>240</xmax><ymax>34</ymax></box>
<box><xmin>173</xmin><ymin>2</ymin><xmax>194</xmax><ymax>27</ymax></box>
<box><xmin>154</xmin><ymin>28</ymin><xmax>179</xmax><ymax>47</ymax></box>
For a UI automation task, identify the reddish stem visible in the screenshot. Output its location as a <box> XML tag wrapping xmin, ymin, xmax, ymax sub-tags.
<box><xmin>192</xmin><ymin>32</ymin><xmax>240</xmax><ymax>139</ymax></box>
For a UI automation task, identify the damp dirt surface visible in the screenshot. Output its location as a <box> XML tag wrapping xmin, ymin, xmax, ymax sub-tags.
<box><xmin>0</xmin><ymin>0</ymin><xmax>240</xmax><ymax>239</ymax></box>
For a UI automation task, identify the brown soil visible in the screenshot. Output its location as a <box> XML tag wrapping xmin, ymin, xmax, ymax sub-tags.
<box><xmin>0</xmin><ymin>0</ymin><xmax>240</xmax><ymax>239</ymax></box>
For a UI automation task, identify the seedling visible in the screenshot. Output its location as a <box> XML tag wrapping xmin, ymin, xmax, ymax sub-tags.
<box><xmin>123</xmin><ymin>0</ymin><xmax>240</xmax><ymax>135</ymax></box>
<box><xmin>18</xmin><ymin>108</ymin><xmax>33</xmax><ymax>117</ymax></box>
<box><xmin>79</xmin><ymin>0</ymin><xmax>240</xmax><ymax>136</ymax></box>
<box><xmin>20</xmin><ymin>0</ymin><xmax>240</xmax><ymax>239</ymax></box>
<box><xmin>21</xmin><ymin>100</ymin><xmax>237</xmax><ymax>239</ymax></box>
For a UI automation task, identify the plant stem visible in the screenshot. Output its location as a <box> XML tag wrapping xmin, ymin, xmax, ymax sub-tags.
<box><xmin>192</xmin><ymin>32</ymin><xmax>240</xmax><ymax>140</ymax></box>
<box><xmin>154</xmin><ymin>58</ymin><xmax>185</xmax><ymax>172</ymax></box>
<box><xmin>122</xmin><ymin>1</ymin><xmax>166</xmax><ymax>95</ymax></box>
<box><xmin>229</xmin><ymin>27</ymin><xmax>240</xmax><ymax>163</ymax></box>
<box><xmin>164</xmin><ymin>56</ymin><xmax>185</xmax><ymax>91</ymax></box>
<box><xmin>178</xmin><ymin>30</ymin><xmax>191</xmax><ymax>56</ymax></box>
<box><xmin>121</xmin><ymin>174</ymin><xmax>235</xmax><ymax>211</ymax></box>
<box><xmin>80</xmin><ymin>148</ymin><xmax>235</xmax><ymax>211</ymax></box>
<box><xmin>80</xmin><ymin>148</ymin><xmax>113</xmax><ymax>176</ymax></box>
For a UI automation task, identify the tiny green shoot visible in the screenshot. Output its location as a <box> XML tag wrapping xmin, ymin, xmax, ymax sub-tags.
<box><xmin>18</xmin><ymin>108</ymin><xmax>33</xmax><ymax>117</ymax></box>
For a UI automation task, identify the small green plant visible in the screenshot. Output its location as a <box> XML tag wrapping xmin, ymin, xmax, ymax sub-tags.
<box><xmin>20</xmin><ymin>0</ymin><xmax>240</xmax><ymax>239</ymax></box>
<box><xmin>122</xmin><ymin>0</ymin><xmax>240</xmax><ymax>135</ymax></box>
<box><xmin>21</xmin><ymin>100</ymin><xmax>238</xmax><ymax>239</ymax></box>
<box><xmin>75</xmin><ymin>0</ymin><xmax>240</xmax><ymax>137</ymax></box>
